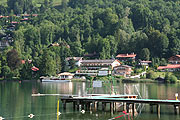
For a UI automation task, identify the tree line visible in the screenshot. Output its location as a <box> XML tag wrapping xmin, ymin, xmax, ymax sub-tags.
<box><xmin>0</xmin><ymin>0</ymin><xmax>179</xmax><ymax>80</ymax></box>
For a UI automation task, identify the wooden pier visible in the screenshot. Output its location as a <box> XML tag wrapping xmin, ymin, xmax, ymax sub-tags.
<box><xmin>60</xmin><ymin>95</ymin><xmax>180</xmax><ymax>115</ymax></box>
<box><xmin>32</xmin><ymin>93</ymin><xmax>180</xmax><ymax>115</ymax></box>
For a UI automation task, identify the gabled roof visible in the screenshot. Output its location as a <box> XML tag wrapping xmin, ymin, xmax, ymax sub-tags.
<box><xmin>66</xmin><ymin>57</ymin><xmax>83</xmax><ymax>61</ymax></box>
<box><xmin>81</xmin><ymin>59</ymin><xmax>117</xmax><ymax>64</ymax></box>
<box><xmin>157</xmin><ymin>64</ymin><xmax>180</xmax><ymax>70</ymax></box>
<box><xmin>140</xmin><ymin>61</ymin><xmax>152</xmax><ymax>63</ymax></box>
<box><xmin>114</xmin><ymin>65</ymin><xmax>132</xmax><ymax>68</ymax></box>
<box><xmin>58</xmin><ymin>72</ymin><xmax>74</xmax><ymax>76</ymax></box>
<box><xmin>116</xmin><ymin>53</ymin><xmax>136</xmax><ymax>58</ymax></box>
<box><xmin>169</xmin><ymin>55</ymin><xmax>180</xmax><ymax>60</ymax></box>
<box><xmin>31</xmin><ymin>66</ymin><xmax>39</xmax><ymax>71</ymax></box>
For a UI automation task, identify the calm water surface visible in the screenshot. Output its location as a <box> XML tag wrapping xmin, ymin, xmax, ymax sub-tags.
<box><xmin>1</xmin><ymin>81</ymin><xmax>180</xmax><ymax>120</ymax></box>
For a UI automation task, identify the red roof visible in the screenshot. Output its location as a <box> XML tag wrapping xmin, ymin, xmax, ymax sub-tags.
<box><xmin>157</xmin><ymin>64</ymin><xmax>180</xmax><ymax>70</ymax></box>
<box><xmin>176</xmin><ymin>55</ymin><xmax>180</xmax><ymax>58</ymax></box>
<box><xmin>116</xmin><ymin>53</ymin><xmax>136</xmax><ymax>58</ymax></box>
<box><xmin>21</xmin><ymin>60</ymin><xmax>25</xmax><ymax>64</ymax></box>
<box><xmin>31</xmin><ymin>66</ymin><xmax>39</xmax><ymax>71</ymax></box>
<box><xmin>32</xmin><ymin>14</ymin><xmax>38</xmax><ymax>17</ymax></box>
<box><xmin>10</xmin><ymin>21</ymin><xmax>19</xmax><ymax>24</ymax></box>
<box><xmin>21</xmin><ymin>18</ymin><xmax>29</xmax><ymax>21</ymax></box>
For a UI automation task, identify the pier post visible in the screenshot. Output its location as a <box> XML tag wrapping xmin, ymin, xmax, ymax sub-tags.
<box><xmin>174</xmin><ymin>105</ymin><xmax>179</xmax><ymax>114</ymax></box>
<box><xmin>132</xmin><ymin>103</ymin><xmax>135</xmax><ymax>116</ymax></box>
<box><xmin>73</xmin><ymin>101</ymin><xmax>76</xmax><ymax>110</ymax></box>
<box><xmin>81</xmin><ymin>101</ymin><xmax>85</xmax><ymax>110</ymax></box>
<box><xmin>126</xmin><ymin>103</ymin><xmax>130</xmax><ymax>113</ymax></box>
<box><xmin>157</xmin><ymin>104</ymin><xmax>160</xmax><ymax>118</ymax></box>
<box><xmin>150</xmin><ymin>104</ymin><xmax>153</xmax><ymax>113</ymax></box>
<box><xmin>110</xmin><ymin>102</ymin><xmax>114</xmax><ymax>115</ymax></box>
<box><xmin>93</xmin><ymin>101</ymin><xmax>97</xmax><ymax>111</ymax></box>
<box><xmin>62</xmin><ymin>100</ymin><xmax>66</xmax><ymax>110</ymax></box>
<box><xmin>113</xmin><ymin>102</ymin><xmax>116</xmax><ymax>112</ymax></box>
<box><xmin>77</xmin><ymin>100</ymin><xmax>80</xmax><ymax>111</ymax></box>
<box><xmin>123</xmin><ymin>102</ymin><xmax>126</xmax><ymax>112</ymax></box>
<box><xmin>97</xmin><ymin>102</ymin><xmax>99</xmax><ymax>110</ymax></box>
<box><xmin>85</xmin><ymin>102</ymin><xmax>89</xmax><ymax>110</ymax></box>
<box><xmin>102</xmin><ymin>102</ymin><xmax>106</xmax><ymax>111</ymax></box>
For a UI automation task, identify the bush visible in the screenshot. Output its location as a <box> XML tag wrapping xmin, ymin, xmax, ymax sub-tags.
<box><xmin>146</xmin><ymin>71</ymin><xmax>156</xmax><ymax>79</ymax></box>
<box><xmin>170</xmin><ymin>75</ymin><xmax>178</xmax><ymax>83</ymax></box>
<box><xmin>165</xmin><ymin>73</ymin><xmax>177</xmax><ymax>83</ymax></box>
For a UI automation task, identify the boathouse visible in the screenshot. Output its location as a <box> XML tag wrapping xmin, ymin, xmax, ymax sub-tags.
<box><xmin>58</xmin><ymin>72</ymin><xmax>74</xmax><ymax>79</ymax></box>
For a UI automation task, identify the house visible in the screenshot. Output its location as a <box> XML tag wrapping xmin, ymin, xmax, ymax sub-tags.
<box><xmin>157</xmin><ymin>64</ymin><xmax>180</xmax><ymax>71</ymax></box>
<box><xmin>76</xmin><ymin>59</ymin><xmax>121</xmax><ymax>76</ymax></box>
<box><xmin>168</xmin><ymin>55</ymin><xmax>180</xmax><ymax>64</ymax></box>
<box><xmin>66</xmin><ymin>57</ymin><xmax>83</xmax><ymax>67</ymax></box>
<box><xmin>58</xmin><ymin>72</ymin><xmax>74</xmax><ymax>79</ymax></box>
<box><xmin>139</xmin><ymin>60</ymin><xmax>152</xmax><ymax>69</ymax></box>
<box><xmin>113</xmin><ymin>65</ymin><xmax>132</xmax><ymax>77</ymax></box>
<box><xmin>116</xmin><ymin>53</ymin><xmax>136</xmax><ymax>62</ymax></box>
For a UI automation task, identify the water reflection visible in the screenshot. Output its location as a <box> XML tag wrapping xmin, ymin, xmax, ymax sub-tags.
<box><xmin>0</xmin><ymin>82</ymin><xmax>180</xmax><ymax>120</ymax></box>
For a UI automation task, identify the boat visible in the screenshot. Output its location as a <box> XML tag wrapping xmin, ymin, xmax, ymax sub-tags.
<box><xmin>41</xmin><ymin>76</ymin><xmax>71</xmax><ymax>82</ymax></box>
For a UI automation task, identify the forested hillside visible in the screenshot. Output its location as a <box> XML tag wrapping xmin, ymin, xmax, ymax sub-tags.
<box><xmin>0</xmin><ymin>0</ymin><xmax>179</xmax><ymax>79</ymax></box>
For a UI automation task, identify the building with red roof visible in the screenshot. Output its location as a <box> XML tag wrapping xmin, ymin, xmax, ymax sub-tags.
<box><xmin>157</xmin><ymin>64</ymin><xmax>180</xmax><ymax>71</ymax></box>
<box><xmin>116</xmin><ymin>53</ymin><xmax>136</xmax><ymax>62</ymax></box>
<box><xmin>113</xmin><ymin>65</ymin><xmax>133</xmax><ymax>77</ymax></box>
<box><xmin>168</xmin><ymin>55</ymin><xmax>180</xmax><ymax>64</ymax></box>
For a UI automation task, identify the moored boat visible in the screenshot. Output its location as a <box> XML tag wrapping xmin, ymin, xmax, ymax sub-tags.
<box><xmin>41</xmin><ymin>77</ymin><xmax>71</xmax><ymax>82</ymax></box>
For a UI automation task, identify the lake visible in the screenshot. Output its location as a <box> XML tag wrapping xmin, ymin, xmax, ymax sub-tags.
<box><xmin>0</xmin><ymin>81</ymin><xmax>180</xmax><ymax>120</ymax></box>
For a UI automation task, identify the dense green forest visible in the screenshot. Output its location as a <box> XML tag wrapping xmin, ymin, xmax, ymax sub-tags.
<box><xmin>0</xmin><ymin>0</ymin><xmax>179</xmax><ymax>80</ymax></box>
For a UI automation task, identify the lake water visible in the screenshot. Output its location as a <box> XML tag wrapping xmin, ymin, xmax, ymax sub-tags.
<box><xmin>0</xmin><ymin>81</ymin><xmax>180</xmax><ymax>120</ymax></box>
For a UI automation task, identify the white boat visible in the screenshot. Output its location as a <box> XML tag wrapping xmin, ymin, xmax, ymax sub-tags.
<box><xmin>41</xmin><ymin>77</ymin><xmax>71</xmax><ymax>82</ymax></box>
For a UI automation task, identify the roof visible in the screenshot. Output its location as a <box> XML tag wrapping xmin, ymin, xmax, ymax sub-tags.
<box><xmin>140</xmin><ymin>61</ymin><xmax>152</xmax><ymax>63</ymax></box>
<box><xmin>21</xmin><ymin>60</ymin><xmax>25</xmax><ymax>64</ymax></box>
<box><xmin>66</xmin><ymin>57</ymin><xmax>83</xmax><ymax>61</ymax></box>
<box><xmin>169</xmin><ymin>55</ymin><xmax>180</xmax><ymax>61</ymax></box>
<box><xmin>176</xmin><ymin>55</ymin><xmax>180</xmax><ymax>58</ymax></box>
<box><xmin>31</xmin><ymin>66</ymin><xmax>39</xmax><ymax>71</ymax></box>
<box><xmin>81</xmin><ymin>59</ymin><xmax>117</xmax><ymax>64</ymax></box>
<box><xmin>157</xmin><ymin>64</ymin><xmax>180</xmax><ymax>70</ymax></box>
<box><xmin>116</xmin><ymin>53</ymin><xmax>136</xmax><ymax>58</ymax></box>
<box><xmin>58</xmin><ymin>72</ymin><xmax>74</xmax><ymax>76</ymax></box>
<box><xmin>114</xmin><ymin>65</ymin><xmax>132</xmax><ymax>68</ymax></box>
<box><xmin>21</xmin><ymin>18</ymin><xmax>29</xmax><ymax>21</ymax></box>
<box><xmin>10</xmin><ymin>21</ymin><xmax>19</xmax><ymax>24</ymax></box>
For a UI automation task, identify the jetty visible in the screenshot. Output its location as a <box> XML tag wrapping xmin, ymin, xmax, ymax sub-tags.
<box><xmin>60</xmin><ymin>95</ymin><xmax>180</xmax><ymax>116</ymax></box>
<box><xmin>32</xmin><ymin>93</ymin><xmax>180</xmax><ymax>116</ymax></box>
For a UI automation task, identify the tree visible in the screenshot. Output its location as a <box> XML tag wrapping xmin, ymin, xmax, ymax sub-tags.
<box><xmin>147</xmin><ymin>29</ymin><xmax>169</xmax><ymax>58</ymax></box>
<box><xmin>7</xmin><ymin>0</ymin><xmax>34</xmax><ymax>14</ymax></box>
<box><xmin>20</xmin><ymin>61</ymin><xmax>33</xmax><ymax>80</ymax></box>
<box><xmin>39</xmin><ymin>49</ymin><xmax>56</xmax><ymax>76</ymax></box>
<box><xmin>139</xmin><ymin>48</ymin><xmax>150</xmax><ymax>61</ymax></box>
<box><xmin>1</xmin><ymin>66</ymin><xmax>12</xmax><ymax>79</ymax></box>
<box><xmin>130</xmin><ymin>3</ymin><xmax>152</xmax><ymax>30</ymax></box>
<box><xmin>13</xmin><ymin>27</ymin><xmax>25</xmax><ymax>58</ymax></box>
<box><xmin>7</xmin><ymin>49</ymin><xmax>21</xmax><ymax>70</ymax></box>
